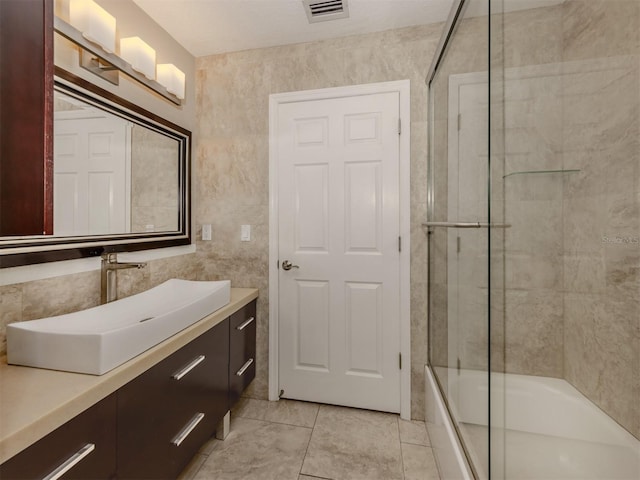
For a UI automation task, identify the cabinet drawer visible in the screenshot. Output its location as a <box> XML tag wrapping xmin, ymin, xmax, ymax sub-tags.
<box><xmin>117</xmin><ymin>320</ymin><xmax>229</xmax><ymax>479</ymax></box>
<box><xmin>229</xmin><ymin>300</ymin><xmax>256</xmax><ymax>404</ymax></box>
<box><xmin>0</xmin><ymin>393</ymin><xmax>116</xmax><ymax>480</ymax></box>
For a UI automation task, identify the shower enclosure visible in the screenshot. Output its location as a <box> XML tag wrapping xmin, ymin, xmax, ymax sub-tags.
<box><xmin>424</xmin><ymin>1</ymin><xmax>640</xmax><ymax>479</ymax></box>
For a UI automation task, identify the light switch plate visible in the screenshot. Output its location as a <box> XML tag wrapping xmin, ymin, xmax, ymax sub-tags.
<box><xmin>202</xmin><ymin>224</ymin><xmax>212</xmax><ymax>241</ymax></box>
<box><xmin>241</xmin><ymin>224</ymin><xmax>251</xmax><ymax>242</ymax></box>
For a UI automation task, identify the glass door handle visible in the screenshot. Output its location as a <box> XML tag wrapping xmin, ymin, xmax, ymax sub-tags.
<box><xmin>423</xmin><ymin>222</ymin><xmax>510</xmax><ymax>229</ymax></box>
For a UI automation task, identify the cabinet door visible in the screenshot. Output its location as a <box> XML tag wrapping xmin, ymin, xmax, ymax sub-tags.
<box><xmin>229</xmin><ymin>300</ymin><xmax>257</xmax><ymax>405</ymax></box>
<box><xmin>117</xmin><ymin>320</ymin><xmax>229</xmax><ymax>479</ymax></box>
<box><xmin>0</xmin><ymin>393</ymin><xmax>116</xmax><ymax>480</ymax></box>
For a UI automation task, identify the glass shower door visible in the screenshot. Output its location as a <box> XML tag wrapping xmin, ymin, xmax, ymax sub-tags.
<box><xmin>427</xmin><ymin>0</ymin><xmax>504</xmax><ymax>479</ymax></box>
<box><xmin>427</xmin><ymin>1</ymin><xmax>499</xmax><ymax>478</ymax></box>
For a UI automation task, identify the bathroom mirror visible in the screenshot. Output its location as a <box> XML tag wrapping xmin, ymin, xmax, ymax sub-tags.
<box><xmin>0</xmin><ymin>68</ymin><xmax>191</xmax><ymax>267</ymax></box>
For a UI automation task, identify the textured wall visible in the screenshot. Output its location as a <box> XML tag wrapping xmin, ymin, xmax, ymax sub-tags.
<box><xmin>130</xmin><ymin>125</ymin><xmax>180</xmax><ymax>233</ymax></box>
<box><xmin>559</xmin><ymin>0</ymin><xmax>640</xmax><ymax>440</ymax></box>
<box><xmin>502</xmin><ymin>5</ymin><xmax>565</xmax><ymax>377</ymax></box>
<box><xmin>503</xmin><ymin>0</ymin><xmax>639</xmax><ymax>438</ymax></box>
<box><xmin>194</xmin><ymin>24</ymin><xmax>443</xmax><ymax>419</ymax></box>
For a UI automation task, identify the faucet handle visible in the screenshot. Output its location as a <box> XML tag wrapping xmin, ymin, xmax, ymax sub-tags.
<box><xmin>101</xmin><ymin>252</ymin><xmax>118</xmax><ymax>263</ymax></box>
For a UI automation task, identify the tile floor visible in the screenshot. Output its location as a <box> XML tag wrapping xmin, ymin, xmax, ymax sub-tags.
<box><xmin>179</xmin><ymin>398</ymin><xmax>441</xmax><ymax>480</ymax></box>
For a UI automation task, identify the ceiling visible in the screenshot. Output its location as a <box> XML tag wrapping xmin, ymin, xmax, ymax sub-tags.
<box><xmin>131</xmin><ymin>0</ymin><xmax>456</xmax><ymax>57</ymax></box>
<box><xmin>131</xmin><ymin>0</ymin><xmax>566</xmax><ymax>58</ymax></box>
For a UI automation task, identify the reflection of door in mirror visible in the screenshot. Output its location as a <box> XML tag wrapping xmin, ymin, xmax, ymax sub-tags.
<box><xmin>54</xmin><ymin>110</ymin><xmax>130</xmax><ymax>236</ymax></box>
<box><xmin>53</xmin><ymin>90</ymin><xmax>179</xmax><ymax>236</ymax></box>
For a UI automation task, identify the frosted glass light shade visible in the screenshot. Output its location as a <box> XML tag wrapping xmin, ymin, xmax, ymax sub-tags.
<box><xmin>120</xmin><ymin>37</ymin><xmax>156</xmax><ymax>80</ymax></box>
<box><xmin>69</xmin><ymin>0</ymin><xmax>116</xmax><ymax>53</ymax></box>
<box><xmin>157</xmin><ymin>64</ymin><xmax>185</xmax><ymax>100</ymax></box>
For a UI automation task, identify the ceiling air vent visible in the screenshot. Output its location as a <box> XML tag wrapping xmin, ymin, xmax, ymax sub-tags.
<box><xmin>302</xmin><ymin>0</ymin><xmax>350</xmax><ymax>24</ymax></box>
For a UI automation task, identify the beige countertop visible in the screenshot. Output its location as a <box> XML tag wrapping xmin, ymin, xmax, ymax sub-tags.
<box><xmin>0</xmin><ymin>287</ymin><xmax>259</xmax><ymax>464</ymax></box>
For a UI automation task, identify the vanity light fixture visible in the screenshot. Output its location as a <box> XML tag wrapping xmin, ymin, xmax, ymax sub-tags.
<box><xmin>54</xmin><ymin>16</ymin><xmax>183</xmax><ymax>105</ymax></box>
<box><xmin>120</xmin><ymin>37</ymin><xmax>157</xmax><ymax>80</ymax></box>
<box><xmin>157</xmin><ymin>64</ymin><xmax>186</xmax><ymax>100</ymax></box>
<box><xmin>69</xmin><ymin>0</ymin><xmax>116</xmax><ymax>53</ymax></box>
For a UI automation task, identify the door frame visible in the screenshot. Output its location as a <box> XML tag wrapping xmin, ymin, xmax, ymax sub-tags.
<box><xmin>268</xmin><ymin>80</ymin><xmax>411</xmax><ymax>419</ymax></box>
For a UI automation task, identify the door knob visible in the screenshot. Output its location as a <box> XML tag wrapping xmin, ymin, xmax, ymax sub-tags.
<box><xmin>281</xmin><ymin>260</ymin><xmax>299</xmax><ymax>271</ymax></box>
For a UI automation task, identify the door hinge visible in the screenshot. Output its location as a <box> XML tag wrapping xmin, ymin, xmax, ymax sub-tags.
<box><xmin>277</xmin><ymin>260</ymin><xmax>280</xmax><ymax>269</ymax></box>
<box><xmin>398</xmin><ymin>236</ymin><xmax>402</xmax><ymax>253</ymax></box>
<box><xmin>457</xmin><ymin>236</ymin><xmax>461</xmax><ymax>254</ymax></box>
<box><xmin>457</xmin><ymin>113</ymin><xmax>461</xmax><ymax>131</ymax></box>
<box><xmin>399</xmin><ymin>353</ymin><xmax>402</xmax><ymax>369</ymax></box>
<box><xmin>398</xmin><ymin>118</ymin><xmax>401</xmax><ymax>135</ymax></box>
<box><xmin>457</xmin><ymin>358</ymin><xmax>461</xmax><ymax>371</ymax></box>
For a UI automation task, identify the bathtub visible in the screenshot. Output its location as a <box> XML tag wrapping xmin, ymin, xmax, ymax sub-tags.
<box><xmin>425</xmin><ymin>366</ymin><xmax>640</xmax><ymax>479</ymax></box>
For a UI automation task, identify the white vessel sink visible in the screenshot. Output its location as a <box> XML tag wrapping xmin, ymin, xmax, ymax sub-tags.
<box><xmin>7</xmin><ymin>279</ymin><xmax>231</xmax><ymax>375</ymax></box>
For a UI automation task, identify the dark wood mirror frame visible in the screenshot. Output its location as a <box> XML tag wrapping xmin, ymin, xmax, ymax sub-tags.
<box><xmin>0</xmin><ymin>0</ymin><xmax>54</xmax><ymax>238</ymax></box>
<box><xmin>0</xmin><ymin>0</ymin><xmax>192</xmax><ymax>268</ymax></box>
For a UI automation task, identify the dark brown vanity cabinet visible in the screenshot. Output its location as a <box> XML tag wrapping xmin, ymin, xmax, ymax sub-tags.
<box><xmin>117</xmin><ymin>320</ymin><xmax>229</xmax><ymax>479</ymax></box>
<box><xmin>0</xmin><ymin>393</ymin><xmax>117</xmax><ymax>480</ymax></box>
<box><xmin>1</xmin><ymin>299</ymin><xmax>257</xmax><ymax>479</ymax></box>
<box><xmin>229</xmin><ymin>301</ymin><xmax>257</xmax><ymax>405</ymax></box>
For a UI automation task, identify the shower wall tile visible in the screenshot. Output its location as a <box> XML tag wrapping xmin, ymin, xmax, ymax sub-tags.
<box><xmin>562</xmin><ymin>0</ymin><xmax>640</xmax><ymax>61</ymax></box>
<box><xmin>504</xmin><ymin>289</ymin><xmax>563</xmax><ymax>377</ymax></box>
<box><xmin>502</xmin><ymin>7</ymin><xmax>565</xmax><ymax>379</ymax></box>
<box><xmin>195</xmin><ymin>24</ymin><xmax>442</xmax><ymax>419</ymax></box>
<box><xmin>503</xmin><ymin>4</ymin><xmax>563</xmax><ymax>68</ymax></box>
<box><xmin>561</xmin><ymin>0</ymin><xmax>640</xmax><ymax>439</ymax></box>
<box><xmin>564</xmin><ymin>292</ymin><xmax>639</xmax><ymax>438</ymax></box>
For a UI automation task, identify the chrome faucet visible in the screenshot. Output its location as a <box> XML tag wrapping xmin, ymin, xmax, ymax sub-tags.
<box><xmin>101</xmin><ymin>253</ymin><xmax>147</xmax><ymax>304</ymax></box>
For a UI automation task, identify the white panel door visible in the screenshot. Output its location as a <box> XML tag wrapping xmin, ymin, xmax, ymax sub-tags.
<box><xmin>54</xmin><ymin>116</ymin><xmax>129</xmax><ymax>236</ymax></box>
<box><xmin>277</xmin><ymin>92</ymin><xmax>401</xmax><ymax>412</ymax></box>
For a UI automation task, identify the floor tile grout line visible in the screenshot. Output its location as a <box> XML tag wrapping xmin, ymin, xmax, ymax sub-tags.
<box><xmin>397</xmin><ymin>417</ymin><xmax>407</xmax><ymax>480</ymax></box>
<box><xmin>400</xmin><ymin>440</ymin><xmax>431</xmax><ymax>447</ymax></box>
<box><xmin>298</xmin><ymin>405</ymin><xmax>321</xmax><ymax>477</ymax></box>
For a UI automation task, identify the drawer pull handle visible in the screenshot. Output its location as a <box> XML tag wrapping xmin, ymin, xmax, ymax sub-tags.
<box><xmin>171</xmin><ymin>413</ymin><xmax>205</xmax><ymax>447</ymax></box>
<box><xmin>236</xmin><ymin>316</ymin><xmax>255</xmax><ymax>331</ymax></box>
<box><xmin>43</xmin><ymin>443</ymin><xmax>95</xmax><ymax>480</ymax></box>
<box><xmin>172</xmin><ymin>355</ymin><xmax>206</xmax><ymax>380</ymax></box>
<box><xmin>236</xmin><ymin>358</ymin><xmax>254</xmax><ymax>376</ymax></box>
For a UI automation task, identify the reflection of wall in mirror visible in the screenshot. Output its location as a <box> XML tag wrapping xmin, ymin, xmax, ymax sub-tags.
<box><xmin>130</xmin><ymin>125</ymin><xmax>179</xmax><ymax>233</ymax></box>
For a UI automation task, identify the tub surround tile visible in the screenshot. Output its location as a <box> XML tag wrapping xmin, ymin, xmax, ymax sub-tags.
<box><xmin>559</xmin><ymin>0</ymin><xmax>640</xmax><ymax>440</ymax></box>
<box><xmin>300</xmin><ymin>405</ymin><xmax>403</xmax><ymax>480</ymax></box>
<box><xmin>564</xmin><ymin>292</ymin><xmax>639</xmax><ymax>439</ymax></box>
<box><xmin>504</xmin><ymin>289</ymin><xmax>563</xmax><ymax>378</ymax></box>
<box><xmin>562</xmin><ymin>0</ymin><xmax>640</xmax><ymax>60</ymax></box>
